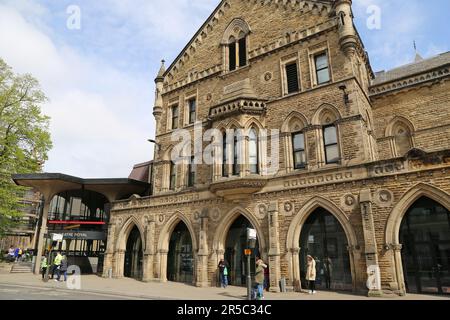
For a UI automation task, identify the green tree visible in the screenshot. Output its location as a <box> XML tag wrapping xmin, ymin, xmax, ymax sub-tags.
<box><xmin>0</xmin><ymin>58</ymin><xmax>52</xmax><ymax>238</ymax></box>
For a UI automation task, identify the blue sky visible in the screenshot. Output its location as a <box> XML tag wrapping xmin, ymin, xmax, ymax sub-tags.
<box><xmin>0</xmin><ymin>0</ymin><xmax>449</xmax><ymax>178</ymax></box>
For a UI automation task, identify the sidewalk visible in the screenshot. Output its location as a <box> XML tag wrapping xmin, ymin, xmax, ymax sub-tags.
<box><xmin>0</xmin><ymin>273</ymin><xmax>448</xmax><ymax>300</ymax></box>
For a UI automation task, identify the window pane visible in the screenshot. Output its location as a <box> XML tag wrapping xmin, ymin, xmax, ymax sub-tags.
<box><xmin>293</xmin><ymin>133</ymin><xmax>304</xmax><ymax>150</ymax></box>
<box><xmin>239</xmin><ymin>37</ymin><xmax>247</xmax><ymax>67</ymax></box>
<box><xmin>294</xmin><ymin>151</ymin><xmax>306</xmax><ymax>168</ymax></box>
<box><xmin>315</xmin><ymin>53</ymin><xmax>328</xmax><ymax>70</ymax></box>
<box><xmin>324</xmin><ymin>126</ymin><xmax>337</xmax><ymax>145</ymax></box>
<box><xmin>326</xmin><ymin>145</ymin><xmax>340</xmax><ymax>164</ymax></box>
<box><xmin>317</xmin><ymin>68</ymin><xmax>330</xmax><ymax>84</ymax></box>
<box><xmin>229</xmin><ymin>42</ymin><xmax>236</xmax><ymax>71</ymax></box>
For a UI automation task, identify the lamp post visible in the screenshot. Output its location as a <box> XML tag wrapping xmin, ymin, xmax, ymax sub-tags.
<box><xmin>246</xmin><ymin>228</ymin><xmax>257</xmax><ymax>300</ymax></box>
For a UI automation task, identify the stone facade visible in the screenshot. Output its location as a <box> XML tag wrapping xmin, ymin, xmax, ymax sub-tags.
<box><xmin>103</xmin><ymin>0</ymin><xmax>450</xmax><ymax>296</ymax></box>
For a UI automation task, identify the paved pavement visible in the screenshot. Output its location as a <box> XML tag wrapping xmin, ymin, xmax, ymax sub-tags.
<box><xmin>0</xmin><ymin>273</ymin><xmax>448</xmax><ymax>300</ymax></box>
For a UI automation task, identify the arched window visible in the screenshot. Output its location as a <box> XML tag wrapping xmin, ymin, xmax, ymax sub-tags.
<box><xmin>222</xmin><ymin>19</ymin><xmax>250</xmax><ymax>72</ymax></box>
<box><xmin>394</xmin><ymin>124</ymin><xmax>413</xmax><ymax>156</ymax></box>
<box><xmin>249</xmin><ymin>128</ymin><xmax>259</xmax><ymax>174</ymax></box>
<box><xmin>313</xmin><ymin>106</ymin><xmax>341</xmax><ymax>166</ymax></box>
<box><xmin>281</xmin><ymin>113</ymin><xmax>308</xmax><ymax>172</ymax></box>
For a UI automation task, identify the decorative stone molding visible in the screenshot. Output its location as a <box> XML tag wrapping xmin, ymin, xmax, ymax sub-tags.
<box><xmin>370</xmin><ymin>65</ymin><xmax>450</xmax><ymax>97</ymax></box>
<box><xmin>280</xmin><ymin>201</ymin><xmax>295</xmax><ymax>216</ymax></box>
<box><xmin>209</xmin><ymin>98</ymin><xmax>267</xmax><ymax>121</ymax></box>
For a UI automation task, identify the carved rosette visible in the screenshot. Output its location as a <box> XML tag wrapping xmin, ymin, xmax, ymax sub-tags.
<box><xmin>341</xmin><ymin>194</ymin><xmax>358</xmax><ymax>211</ymax></box>
<box><xmin>374</xmin><ymin>189</ymin><xmax>394</xmax><ymax>208</ymax></box>
<box><xmin>255</xmin><ymin>203</ymin><xmax>268</xmax><ymax>220</ymax></box>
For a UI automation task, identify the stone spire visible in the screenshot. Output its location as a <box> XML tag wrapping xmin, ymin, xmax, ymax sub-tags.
<box><xmin>155</xmin><ymin>59</ymin><xmax>166</xmax><ymax>83</ymax></box>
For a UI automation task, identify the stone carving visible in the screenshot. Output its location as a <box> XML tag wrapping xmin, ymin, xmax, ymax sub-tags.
<box><xmin>194</xmin><ymin>211</ymin><xmax>201</xmax><ymax>222</ymax></box>
<box><xmin>341</xmin><ymin>194</ymin><xmax>357</xmax><ymax>211</ymax></box>
<box><xmin>264</xmin><ymin>72</ymin><xmax>272</xmax><ymax>82</ymax></box>
<box><xmin>210</xmin><ymin>208</ymin><xmax>221</xmax><ymax>222</ymax></box>
<box><xmin>372</xmin><ymin>162</ymin><xmax>405</xmax><ymax>175</ymax></box>
<box><xmin>284</xmin><ymin>171</ymin><xmax>353</xmax><ymax>188</ymax></box>
<box><xmin>374</xmin><ymin>189</ymin><xmax>394</xmax><ymax>208</ymax></box>
<box><xmin>156</xmin><ymin>214</ymin><xmax>166</xmax><ymax>226</ymax></box>
<box><xmin>256</xmin><ymin>204</ymin><xmax>268</xmax><ymax>219</ymax></box>
<box><xmin>281</xmin><ymin>201</ymin><xmax>295</xmax><ymax>216</ymax></box>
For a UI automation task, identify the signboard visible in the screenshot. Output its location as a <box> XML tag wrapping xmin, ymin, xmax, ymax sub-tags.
<box><xmin>49</xmin><ymin>231</ymin><xmax>106</xmax><ymax>241</ymax></box>
<box><xmin>52</xmin><ymin>234</ymin><xmax>63</xmax><ymax>241</ymax></box>
<box><xmin>244</xmin><ymin>249</ymin><xmax>252</xmax><ymax>256</ymax></box>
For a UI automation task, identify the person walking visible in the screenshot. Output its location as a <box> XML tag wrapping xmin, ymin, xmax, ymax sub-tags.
<box><xmin>306</xmin><ymin>255</ymin><xmax>317</xmax><ymax>294</ymax></box>
<box><xmin>41</xmin><ymin>255</ymin><xmax>48</xmax><ymax>280</ymax></box>
<box><xmin>255</xmin><ymin>258</ymin><xmax>267</xmax><ymax>300</ymax></box>
<box><xmin>51</xmin><ymin>252</ymin><xmax>63</xmax><ymax>281</ymax></box>
<box><xmin>57</xmin><ymin>255</ymin><xmax>68</xmax><ymax>282</ymax></box>
<box><xmin>14</xmin><ymin>247</ymin><xmax>19</xmax><ymax>262</ymax></box>
<box><xmin>324</xmin><ymin>256</ymin><xmax>333</xmax><ymax>289</ymax></box>
<box><xmin>7</xmin><ymin>246</ymin><xmax>15</xmax><ymax>262</ymax></box>
<box><xmin>217</xmin><ymin>259</ymin><xmax>229</xmax><ymax>288</ymax></box>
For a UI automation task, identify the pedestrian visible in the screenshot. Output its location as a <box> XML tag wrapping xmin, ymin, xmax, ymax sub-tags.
<box><xmin>57</xmin><ymin>255</ymin><xmax>68</xmax><ymax>282</ymax></box>
<box><xmin>264</xmin><ymin>262</ymin><xmax>270</xmax><ymax>291</ymax></box>
<box><xmin>255</xmin><ymin>257</ymin><xmax>267</xmax><ymax>300</ymax></box>
<box><xmin>41</xmin><ymin>255</ymin><xmax>48</xmax><ymax>280</ymax></box>
<box><xmin>306</xmin><ymin>255</ymin><xmax>317</xmax><ymax>294</ymax></box>
<box><xmin>217</xmin><ymin>259</ymin><xmax>229</xmax><ymax>288</ymax></box>
<box><xmin>7</xmin><ymin>246</ymin><xmax>15</xmax><ymax>262</ymax></box>
<box><xmin>324</xmin><ymin>256</ymin><xmax>332</xmax><ymax>289</ymax></box>
<box><xmin>17</xmin><ymin>248</ymin><xmax>23</xmax><ymax>262</ymax></box>
<box><xmin>14</xmin><ymin>247</ymin><xmax>19</xmax><ymax>262</ymax></box>
<box><xmin>51</xmin><ymin>252</ymin><xmax>63</xmax><ymax>281</ymax></box>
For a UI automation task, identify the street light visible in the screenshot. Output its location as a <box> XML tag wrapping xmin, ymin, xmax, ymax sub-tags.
<box><xmin>246</xmin><ymin>228</ymin><xmax>257</xmax><ymax>300</ymax></box>
<box><xmin>147</xmin><ymin>139</ymin><xmax>160</xmax><ymax>152</ymax></box>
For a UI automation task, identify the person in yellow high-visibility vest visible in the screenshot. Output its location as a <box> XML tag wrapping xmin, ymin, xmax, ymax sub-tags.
<box><xmin>51</xmin><ymin>252</ymin><xmax>63</xmax><ymax>280</ymax></box>
<box><xmin>40</xmin><ymin>255</ymin><xmax>48</xmax><ymax>280</ymax></box>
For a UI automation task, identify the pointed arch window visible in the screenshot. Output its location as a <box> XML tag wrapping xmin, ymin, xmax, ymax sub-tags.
<box><xmin>394</xmin><ymin>124</ymin><xmax>413</xmax><ymax>156</ymax></box>
<box><xmin>223</xmin><ymin>19</ymin><xmax>250</xmax><ymax>72</ymax></box>
<box><xmin>292</xmin><ymin>131</ymin><xmax>306</xmax><ymax>169</ymax></box>
<box><xmin>222</xmin><ymin>131</ymin><xmax>228</xmax><ymax>177</ymax></box>
<box><xmin>249</xmin><ymin>128</ymin><xmax>259</xmax><ymax>174</ymax></box>
<box><xmin>169</xmin><ymin>162</ymin><xmax>176</xmax><ymax>190</ymax></box>
<box><xmin>232</xmin><ymin>131</ymin><xmax>241</xmax><ymax>176</ymax></box>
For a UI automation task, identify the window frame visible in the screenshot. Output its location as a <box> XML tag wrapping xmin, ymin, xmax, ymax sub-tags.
<box><xmin>292</xmin><ymin>131</ymin><xmax>307</xmax><ymax>170</ymax></box>
<box><xmin>323</xmin><ymin>125</ymin><xmax>340</xmax><ymax>165</ymax></box>
<box><xmin>188</xmin><ymin>98</ymin><xmax>196</xmax><ymax>125</ymax></box>
<box><xmin>171</xmin><ymin>105</ymin><xmax>179</xmax><ymax>130</ymax></box>
<box><xmin>187</xmin><ymin>156</ymin><xmax>196</xmax><ymax>187</ymax></box>
<box><xmin>314</xmin><ymin>52</ymin><xmax>331</xmax><ymax>85</ymax></box>
<box><xmin>169</xmin><ymin>162</ymin><xmax>176</xmax><ymax>190</ymax></box>
<box><xmin>249</xmin><ymin>128</ymin><xmax>259</xmax><ymax>174</ymax></box>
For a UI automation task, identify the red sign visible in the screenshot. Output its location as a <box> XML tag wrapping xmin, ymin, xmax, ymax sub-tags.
<box><xmin>244</xmin><ymin>249</ymin><xmax>252</xmax><ymax>256</ymax></box>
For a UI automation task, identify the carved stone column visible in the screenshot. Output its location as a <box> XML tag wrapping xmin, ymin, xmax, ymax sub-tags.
<box><xmin>196</xmin><ymin>215</ymin><xmax>209</xmax><ymax>287</ymax></box>
<box><xmin>267</xmin><ymin>202</ymin><xmax>281</xmax><ymax>293</ymax></box>
<box><xmin>288</xmin><ymin>247</ymin><xmax>301</xmax><ymax>292</ymax></box>
<box><xmin>359</xmin><ymin>189</ymin><xmax>383</xmax><ymax>297</ymax></box>
<box><xmin>347</xmin><ymin>244</ymin><xmax>362</xmax><ymax>292</ymax></box>
<box><xmin>102</xmin><ymin>222</ymin><xmax>116</xmax><ymax>278</ymax></box>
<box><xmin>114</xmin><ymin>249</ymin><xmax>125</xmax><ymax>279</ymax></box>
<box><xmin>392</xmin><ymin>243</ymin><xmax>406</xmax><ymax>296</ymax></box>
<box><xmin>158</xmin><ymin>249</ymin><xmax>169</xmax><ymax>282</ymax></box>
<box><xmin>143</xmin><ymin>218</ymin><xmax>155</xmax><ymax>282</ymax></box>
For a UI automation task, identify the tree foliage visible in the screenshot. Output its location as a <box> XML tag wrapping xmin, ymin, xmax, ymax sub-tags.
<box><xmin>0</xmin><ymin>58</ymin><xmax>52</xmax><ymax>237</ymax></box>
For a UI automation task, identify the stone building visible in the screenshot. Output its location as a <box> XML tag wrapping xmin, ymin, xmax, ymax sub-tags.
<box><xmin>17</xmin><ymin>0</ymin><xmax>448</xmax><ymax>296</ymax></box>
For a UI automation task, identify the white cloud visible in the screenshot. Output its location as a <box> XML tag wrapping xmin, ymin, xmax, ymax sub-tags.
<box><xmin>0</xmin><ymin>4</ymin><xmax>154</xmax><ymax>178</ymax></box>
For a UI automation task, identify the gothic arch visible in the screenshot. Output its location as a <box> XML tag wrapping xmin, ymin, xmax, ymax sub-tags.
<box><xmin>212</xmin><ymin>206</ymin><xmax>267</xmax><ymax>255</ymax></box>
<box><xmin>385</xmin><ymin>116</ymin><xmax>415</xmax><ymax>138</ymax></box>
<box><xmin>385</xmin><ymin>183</ymin><xmax>450</xmax><ymax>245</ymax></box>
<box><xmin>117</xmin><ymin>216</ymin><xmax>146</xmax><ymax>252</ymax></box>
<box><xmin>157</xmin><ymin>211</ymin><xmax>198</xmax><ymax>252</ymax></box>
<box><xmin>281</xmin><ymin>111</ymin><xmax>309</xmax><ymax>133</ymax></box>
<box><xmin>286</xmin><ymin>196</ymin><xmax>357</xmax><ymax>250</ymax></box>
<box><xmin>243</xmin><ymin>117</ymin><xmax>264</xmax><ymax>132</ymax></box>
<box><xmin>221</xmin><ymin>18</ymin><xmax>251</xmax><ymax>44</ymax></box>
<box><xmin>226</xmin><ymin>118</ymin><xmax>243</xmax><ymax>130</ymax></box>
<box><xmin>311</xmin><ymin>103</ymin><xmax>342</xmax><ymax>125</ymax></box>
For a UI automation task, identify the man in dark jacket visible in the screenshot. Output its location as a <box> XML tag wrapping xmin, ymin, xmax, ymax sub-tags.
<box><xmin>57</xmin><ymin>254</ymin><xmax>68</xmax><ymax>282</ymax></box>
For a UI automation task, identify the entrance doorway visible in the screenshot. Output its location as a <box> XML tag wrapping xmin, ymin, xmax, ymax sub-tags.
<box><xmin>225</xmin><ymin>215</ymin><xmax>260</xmax><ymax>287</ymax></box>
<box><xmin>299</xmin><ymin>208</ymin><xmax>352</xmax><ymax>291</ymax></box>
<box><xmin>400</xmin><ymin>197</ymin><xmax>450</xmax><ymax>295</ymax></box>
<box><xmin>167</xmin><ymin>222</ymin><xmax>194</xmax><ymax>284</ymax></box>
<box><xmin>124</xmin><ymin>226</ymin><xmax>143</xmax><ymax>279</ymax></box>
